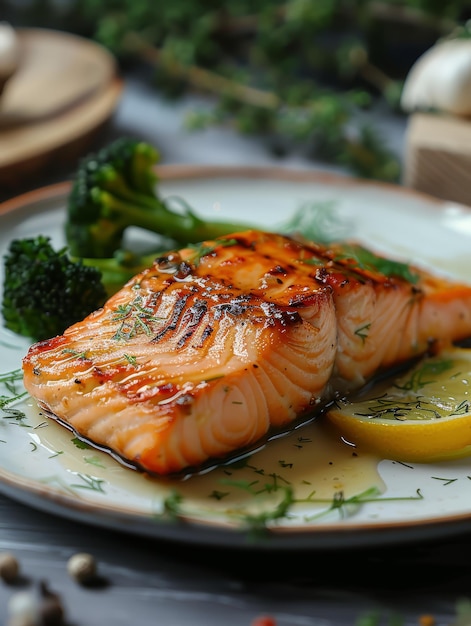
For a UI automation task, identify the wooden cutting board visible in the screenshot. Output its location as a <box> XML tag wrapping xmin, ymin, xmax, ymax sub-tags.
<box><xmin>0</xmin><ymin>28</ymin><xmax>123</xmax><ymax>189</ymax></box>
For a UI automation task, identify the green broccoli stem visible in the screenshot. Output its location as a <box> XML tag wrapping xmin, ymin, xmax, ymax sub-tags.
<box><xmin>66</xmin><ymin>137</ymin><xmax>257</xmax><ymax>260</ymax></box>
<box><xmin>97</xmin><ymin>190</ymin><xmax>253</xmax><ymax>245</ymax></box>
<box><xmin>78</xmin><ymin>251</ymin><xmax>160</xmax><ymax>296</ymax></box>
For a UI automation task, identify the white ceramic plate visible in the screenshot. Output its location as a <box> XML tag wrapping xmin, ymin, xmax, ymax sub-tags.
<box><xmin>1</xmin><ymin>165</ymin><xmax>471</xmax><ymax>551</ymax></box>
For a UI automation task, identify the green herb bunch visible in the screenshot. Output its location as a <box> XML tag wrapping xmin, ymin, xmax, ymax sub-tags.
<box><xmin>4</xmin><ymin>0</ymin><xmax>471</xmax><ymax>180</ymax></box>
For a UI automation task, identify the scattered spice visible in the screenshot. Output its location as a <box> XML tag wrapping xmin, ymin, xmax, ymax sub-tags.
<box><xmin>0</xmin><ymin>551</ymin><xmax>20</xmax><ymax>583</ymax></box>
<box><xmin>251</xmin><ymin>616</ymin><xmax>277</xmax><ymax>626</ymax></box>
<box><xmin>66</xmin><ymin>552</ymin><xmax>97</xmax><ymax>584</ymax></box>
<box><xmin>7</xmin><ymin>580</ymin><xmax>65</xmax><ymax>626</ymax></box>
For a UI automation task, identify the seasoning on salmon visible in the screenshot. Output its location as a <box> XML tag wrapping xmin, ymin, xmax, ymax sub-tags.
<box><xmin>22</xmin><ymin>230</ymin><xmax>471</xmax><ymax>475</ymax></box>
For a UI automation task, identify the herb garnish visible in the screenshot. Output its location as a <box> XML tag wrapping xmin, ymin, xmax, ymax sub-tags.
<box><xmin>112</xmin><ymin>295</ymin><xmax>164</xmax><ymax>340</ymax></box>
<box><xmin>70</xmin><ymin>474</ymin><xmax>106</xmax><ymax>493</ymax></box>
<box><xmin>281</xmin><ymin>200</ymin><xmax>352</xmax><ymax>243</ymax></box>
<box><xmin>334</xmin><ymin>243</ymin><xmax>419</xmax><ymax>284</ymax></box>
<box><xmin>355</xmin><ymin>323</ymin><xmax>371</xmax><ymax>344</ymax></box>
<box><xmin>0</xmin><ymin>369</ymin><xmax>28</xmax><ymax>422</ymax></box>
<box><xmin>394</xmin><ymin>358</ymin><xmax>454</xmax><ymax>393</ymax></box>
<box><xmin>186</xmin><ymin>238</ymin><xmax>238</xmax><ymax>267</ymax></box>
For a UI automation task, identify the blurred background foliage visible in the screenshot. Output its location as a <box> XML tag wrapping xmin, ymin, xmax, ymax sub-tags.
<box><xmin>2</xmin><ymin>0</ymin><xmax>471</xmax><ymax>181</ymax></box>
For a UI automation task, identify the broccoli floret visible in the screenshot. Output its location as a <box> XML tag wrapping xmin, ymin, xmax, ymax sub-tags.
<box><xmin>1</xmin><ymin>236</ymin><xmax>165</xmax><ymax>341</ymax></box>
<box><xmin>2</xmin><ymin>236</ymin><xmax>108</xmax><ymax>341</ymax></box>
<box><xmin>66</xmin><ymin>137</ymin><xmax>253</xmax><ymax>258</ymax></box>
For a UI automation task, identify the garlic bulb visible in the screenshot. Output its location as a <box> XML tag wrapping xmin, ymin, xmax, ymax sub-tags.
<box><xmin>0</xmin><ymin>22</ymin><xmax>20</xmax><ymax>94</ymax></box>
<box><xmin>401</xmin><ymin>38</ymin><xmax>471</xmax><ymax>116</ymax></box>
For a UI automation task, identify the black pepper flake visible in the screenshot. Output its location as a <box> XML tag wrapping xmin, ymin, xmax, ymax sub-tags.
<box><xmin>175</xmin><ymin>261</ymin><xmax>193</xmax><ymax>280</ymax></box>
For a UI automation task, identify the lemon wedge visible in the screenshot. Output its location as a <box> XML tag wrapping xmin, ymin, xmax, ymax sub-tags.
<box><xmin>326</xmin><ymin>345</ymin><xmax>471</xmax><ymax>463</ymax></box>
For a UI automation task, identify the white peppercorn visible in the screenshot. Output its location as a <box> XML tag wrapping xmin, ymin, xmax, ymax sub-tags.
<box><xmin>7</xmin><ymin>590</ymin><xmax>37</xmax><ymax>625</ymax></box>
<box><xmin>67</xmin><ymin>552</ymin><xmax>97</xmax><ymax>584</ymax></box>
<box><xmin>0</xmin><ymin>551</ymin><xmax>19</xmax><ymax>582</ymax></box>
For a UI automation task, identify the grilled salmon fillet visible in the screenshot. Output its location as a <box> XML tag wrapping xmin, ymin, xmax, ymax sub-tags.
<box><xmin>22</xmin><ymin>230</ymin><xmax>471</xmax><ymax>475</ymax></box>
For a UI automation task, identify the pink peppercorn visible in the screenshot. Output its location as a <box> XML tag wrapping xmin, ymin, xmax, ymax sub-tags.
<box><xmin>250</xmin><ymin>616</ymin><xmax>277</xmax><ymax>626</ymax></box>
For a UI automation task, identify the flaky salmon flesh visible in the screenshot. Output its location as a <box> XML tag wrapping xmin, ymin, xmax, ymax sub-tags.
<box><xmin>22</xmin><ymin>230</ymin><xmax>471</xmax><ymax>475</ymax></box>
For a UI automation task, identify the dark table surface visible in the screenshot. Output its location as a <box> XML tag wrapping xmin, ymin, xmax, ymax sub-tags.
<box><xmin>1</xmin><ymin>68</ymin><xmax>471</xmax><ymax>626</ymax></box>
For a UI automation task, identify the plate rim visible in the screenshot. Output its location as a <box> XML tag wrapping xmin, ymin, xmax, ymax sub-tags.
<box><xmin>3</xmin><ymin>458</ymin><xmax>471</xmax><ymax>551</ymax></box>
<box><xmin>0</xmin><ymin>163</ymin><xmax>453</xmax><ymax>216</ymax></box>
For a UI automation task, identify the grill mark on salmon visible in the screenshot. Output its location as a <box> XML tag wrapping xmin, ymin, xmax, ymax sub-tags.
<box><xmin>22</xmin><ymin>230</ymin><xmax>471</xmax><ymax>475</ymax></box>
<box><xmin>151</xmin><ymin>288</ymin><xmax>192</xmax><ymax>343</ymax></box>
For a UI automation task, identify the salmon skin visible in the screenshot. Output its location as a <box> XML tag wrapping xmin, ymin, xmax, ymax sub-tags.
<box><xmin>22</xmin><ymin>230</ymin><xmax>471</xmax><ymax>476</ymax></box>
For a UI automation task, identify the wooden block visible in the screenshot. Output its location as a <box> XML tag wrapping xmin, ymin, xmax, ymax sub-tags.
<box><xmin>0</xmin><ymin>28</ymin><xmax>122</xmax><ymax>191</ymax></box>
<box><xmin>403</xmin><ymin>112</ymin><xmax>471</xmax><ymax>207</ymax></box>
